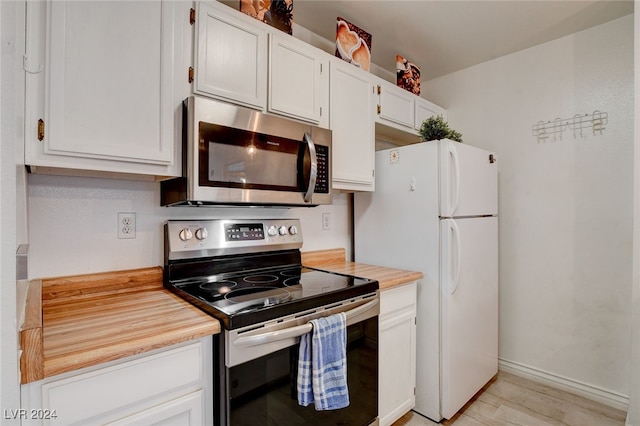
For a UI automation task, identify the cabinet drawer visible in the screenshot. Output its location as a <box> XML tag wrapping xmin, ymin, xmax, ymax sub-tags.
<box><xmin>380</xmin><ymin>281</ymin><xmax>417</xmax><ymax>317</ymax></box>
<box><xmin>106</xmin><ymin>390</ymin><xmax>204</xmax><ymax>426</ymax></box>
<box><xmin>41</xmin><ymin>340</ymin><xmax>204</xmax><ymax>425</ymax></box>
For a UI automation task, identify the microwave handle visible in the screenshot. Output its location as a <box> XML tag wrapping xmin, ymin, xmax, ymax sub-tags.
<box><xmin>303</xmin><ymin>132</ymin><xmax>318</xmax><ymax>204</ymax></box>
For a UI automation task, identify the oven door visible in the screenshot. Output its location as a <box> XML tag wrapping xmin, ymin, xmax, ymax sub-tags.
<box><xmin>218</xmin><ymin>295</ymin><xmax>379</xmax><ymax>426</ymax></box>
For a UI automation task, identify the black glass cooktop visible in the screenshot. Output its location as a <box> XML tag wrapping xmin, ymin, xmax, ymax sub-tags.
<box><xmin>167</xmin><ymin>266</ymin><xmax>378</xmax><ymax>330</ymax></box>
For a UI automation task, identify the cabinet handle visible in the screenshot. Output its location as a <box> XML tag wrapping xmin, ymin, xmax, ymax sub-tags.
<box><xmin>377</xmin><ymin>84</ymin><xmax>381</xmax><ymax>95</ymax></box>
<box><xmin>188</xmin><ymin>67</ymin><xmax>194</xmax><ymax>83</ymax></box>
<box><xmin>190</xmin><ymin>8</ymin><xmax>196</xmax><ymax>25</ymax></box>
<box><xmin>37</xmin><ymin>119</ymin><xmax>45</xmax><ymax>141</ymax></box>
<box><xmin>377</xmin><ymin>104</ymin><xmax>381</xmax><ymax>114</ymax></box>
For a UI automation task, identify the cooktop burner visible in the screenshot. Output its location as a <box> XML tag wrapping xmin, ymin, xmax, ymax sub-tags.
<box><xmin>168</xmin><ymin>265</ymin><xmax>377</xmax><ymax>328</ymax></box>
<box><xmin>164</xmin><ymin>219</ymin><xmax>379</xmax><ymax>329</ymax></box>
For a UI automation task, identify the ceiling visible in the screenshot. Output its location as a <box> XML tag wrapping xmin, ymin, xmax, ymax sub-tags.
<box><xmin>292</xmin><ymin>0</ymin><xmax>634</xmax><ymax>80</ymax></box>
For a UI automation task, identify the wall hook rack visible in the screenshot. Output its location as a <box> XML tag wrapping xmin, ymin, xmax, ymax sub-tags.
<box><xmin>532</xmin><ymin>110</ymin><xmax>608</xmax><ymax>143</ymax></box>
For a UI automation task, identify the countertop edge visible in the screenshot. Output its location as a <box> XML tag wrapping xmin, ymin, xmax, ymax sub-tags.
<box><xmin>302</xmin><ymin>248</ymin><xmax>423</xmax><ymax>290</ymax></box>
<box><xmin>22</xmin><ymin>268</ymin><xmax>221</xmax><ymax>384</ymax></box>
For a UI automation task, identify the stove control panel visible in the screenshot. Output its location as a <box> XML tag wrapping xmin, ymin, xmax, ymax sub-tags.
<box><xmin>225</xmin><ymin>223</ymin><xmax>264</xmax><ymax>241</ymax></box>
<box><xmin>165</xmin><ymin>219</ymin><xmax>303</xmax><ymax>259</ymax></box>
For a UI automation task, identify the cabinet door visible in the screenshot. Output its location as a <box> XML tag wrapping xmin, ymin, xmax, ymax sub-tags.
<box><xmin>194</xmin><ymin>1</ymin><xmax>267</xmax><ymax>110</ymax></box>
<box><xmin>330</xmin><ymin>60</ymin><xmax>375</xmax><ymax>191</ymax></box>
<box><xmin>415</xmin><ymin>97</ymin><xmax>447</xmax><ymax>131</ymax></box>
<box><xmin>36</xmin><ymin>340</ymin><xmax>205</xmax><ymax>426</ymax></box>
<box><xmin>269</xmin><ymin>33</ymin><xmax>328</xmax><ymax>127</ymax></box>
<box><xmin>35</xmin><ymin>1</ymin><xmax>176</xmax><ymax>168</ymax></box>
<box><xmin>106</xmin><ymin>390</ymin><xmax>203</xmax><ymax>426</ymax></box>
<box><xmin>376</xmin><ymin>80</ymin><xmax>415</xmax><ymax>130</ymax></box>
<box><xmin>379</xmin><ymin>283</ymin><xmax>417</xmax><ymax>426</ymax></box>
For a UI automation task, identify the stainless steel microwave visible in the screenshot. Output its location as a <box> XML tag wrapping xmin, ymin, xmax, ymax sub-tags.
<box><xmin>161</xmin><ymin>97</ymin><xmax>332</xmax><ymax>207</ymax></box>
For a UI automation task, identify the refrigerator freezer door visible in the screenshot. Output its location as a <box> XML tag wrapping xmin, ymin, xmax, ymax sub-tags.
<box><xmin>440</xmin><ymin>216</ymin><xmax>498</xmax><ymax>419</ymax></box>
<box><xmin>439</xmin><ymin>140</ymin><xmax>498</xmax><ymax>218</ymax></box>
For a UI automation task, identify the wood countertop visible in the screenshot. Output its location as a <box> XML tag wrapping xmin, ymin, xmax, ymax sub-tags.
<box><xmin>20</xmin><ymin>249</ymin><xmax>418</xmax><ymax>384</ymax></box>
<box><xmin>302</xmin><ymin>248</ymin><xmax>423</xmax><ymax>290</ymax></box>
<box><xmin>20</xmin><ymin>267</ymin><xmax>220</xmax><ymax>383</ymax></box>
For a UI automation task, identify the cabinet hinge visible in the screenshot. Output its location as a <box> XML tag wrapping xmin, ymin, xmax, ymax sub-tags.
<box><xmin>372</xmin><ymin>169</ymin><xmax>375</xmax><ymax>177</ymax></box>
<box><xmin>188</xmin><ymin>67</ymin><xmax>194</xmax><ymax>83</ymax></box>
<box><xmin>377</xmin><ymin>84</ymin><xmax>381</xmax><ymax>95</ymax></box>
<box><xmin>320</xmin><ymin>107</ymin><xmax>323</xmax><ymax>116</ymax></box>
<box><xmin>37</xmin><ymin>119</ymin><xmax>45</xmax><ymax>141</ymax></box>
<box><xmin>377</xmin><ymin>104</ymin><xmax>381</xmax><ymax>114</ymax></box>
<box><xmin>190</xmin><ymin>8</ymin><xmax>196</xmax><ymax>25</ymax></box>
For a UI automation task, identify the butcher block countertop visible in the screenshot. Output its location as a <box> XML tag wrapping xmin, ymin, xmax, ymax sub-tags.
<box><xmin>302</xmin><ymin>248</ymin><xmax>423</xmax><ymax>290</ymax></box>
<box><xmin>20</xmin><ymin>267</ymin><xmax>220</xmax><ymax>384</ymax></box>
<box><xmin>20</xmin><ymin>249</ymin><xmax>419</xmax><ymax>384</ymax></box>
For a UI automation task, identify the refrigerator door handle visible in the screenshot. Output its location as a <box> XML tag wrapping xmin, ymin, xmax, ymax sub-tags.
<box><xmin>449</xmin><ymin>219</ymin><xmax>462</xmax><ymax>295</ymax></box>
<box><xmin>446</xmin><ymin>142</ymin><xmax>461</xmax><ymax>216</ymax></box>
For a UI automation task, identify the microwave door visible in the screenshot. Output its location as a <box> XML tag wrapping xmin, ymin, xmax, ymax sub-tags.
<box><xmin>302</xmin><ymin>132</ymin><xmax>318</xmax><ymax>204</ymax></box>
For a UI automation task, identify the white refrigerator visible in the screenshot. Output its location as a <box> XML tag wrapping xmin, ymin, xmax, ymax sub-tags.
<box><xmin>354</xmin><ymin>140</ymin><xmax>498</xmax><ymax>421</ymax></box>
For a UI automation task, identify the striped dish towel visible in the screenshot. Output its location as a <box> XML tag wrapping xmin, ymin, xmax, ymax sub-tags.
<box><xmin>297</xmin><ymin>312</ymin><xmax>349</xmax><ymax>410</ymax></box>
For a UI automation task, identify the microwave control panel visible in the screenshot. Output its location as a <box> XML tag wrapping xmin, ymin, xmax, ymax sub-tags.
<box><xmin>315</xmin><ymin>145</ymin><xmax>329</xmax><ymax>194</ymax></box>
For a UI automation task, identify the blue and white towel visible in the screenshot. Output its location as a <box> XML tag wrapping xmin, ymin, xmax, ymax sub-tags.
<box><xmin>297</xmin><ymin>312</ymin><xmax>349</xmax><ymax>410</ymax></box>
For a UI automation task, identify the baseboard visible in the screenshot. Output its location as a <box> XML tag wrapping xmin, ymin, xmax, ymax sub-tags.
<box><xmin>498</xmin><ymin>358</ymin><xmax>629</xmax><ymax>412</ymax></box>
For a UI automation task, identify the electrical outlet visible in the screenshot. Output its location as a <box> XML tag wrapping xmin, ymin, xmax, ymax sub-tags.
<box><xmin>118</xmin><ymin>212</ymin><xmax>136</xmax><ymax>239</ymax></box>
<box><xmin>322</xmin><ymin>212</ymin><xmax>332</xmax><ymax>230</ymax></box>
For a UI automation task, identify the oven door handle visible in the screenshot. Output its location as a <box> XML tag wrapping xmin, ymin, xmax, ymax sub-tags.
<box><xmin>233</xmin><ymin>298</ymin><xmax>378</xmax><ymax>349</ymax></box>
<box><xmin>302</xmin><ymin>132</ymin><xmax>318</xmax><ymax>204</ymax></box>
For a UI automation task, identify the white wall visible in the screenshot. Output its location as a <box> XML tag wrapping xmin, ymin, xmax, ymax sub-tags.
<box><xmin>423</xmin><ymin>15</ymin><xmax>634</xmax><ymax>406</ymax></box>
<box><xmin>27</xmin><ymin>174</ymin><xmax>351</xmax><ymax>279</ymax></box>
<box><xmin>627</xmin><ymin>4</ymin><xmax>639</xmax><ymax>425</ymax></box>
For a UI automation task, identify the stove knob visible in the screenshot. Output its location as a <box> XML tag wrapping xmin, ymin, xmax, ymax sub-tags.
<box><xmin>267</xmin><ymin>226</ymin><xmax>278</xmax><ymax>236</ymax></box>
<box><xmin>278</xmin><ymin>225</ymin><xmax>288</xmax><ymax>236</ymax></box>
<box><xmin>288</xmin><ymin>225</ymin><xmax>298</xmax><ymax>235</ymax></box>
<box><xmin>178</xmin><ymin>228</ymin><xmax>193</xmax><ymax>241</ymax></box>
<box><xmin>195</xmin><ymin>227</ymin><xmax>208</xmax><ymax>240</ymax></box>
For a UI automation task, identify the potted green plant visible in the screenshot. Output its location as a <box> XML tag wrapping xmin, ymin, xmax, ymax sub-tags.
<box><xmin>418</xmin><ymin>115</ymin><xmax>463</xmax><ymax>142</ymax></box>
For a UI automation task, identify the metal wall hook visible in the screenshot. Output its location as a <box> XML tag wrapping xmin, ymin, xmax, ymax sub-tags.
<box><xmin>532</xmin><ymin>110</ymin><xmax>608</xmax><ymax>143</ymax></box>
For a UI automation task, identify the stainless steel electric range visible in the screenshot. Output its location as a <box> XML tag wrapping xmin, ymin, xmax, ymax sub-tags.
<box><xmin>164</xmin><ymin>219</ymin><xmax>380</xmax><ymax>426</ymax></box>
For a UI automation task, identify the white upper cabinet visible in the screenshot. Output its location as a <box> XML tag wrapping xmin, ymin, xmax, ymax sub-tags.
<box><xmin>330</xmin><ymin>59</ymin><xmax>375</xmax><ymax>191</ymax></box>
<box><xmin>194</xmin><ymin>2</ymin><xmax>328</xmax><ymax>127</ymax></box>
<box><xmin>24</xmin><ymin>0</ymin><xmax>186</xmax><ymax>178</ymax></box>
<box><xmin>194</xmin><ymin>1</ymin><xmax>268</xmax><ymax>110</ymax></box>
<box><xmin>415</xmin><ymin>97</ymin><xmax>447</xmax><ymax>130</ymax></box>
<box><xmin>374</xmin><ymin>78</ymin><xmax>447</xmax><ymax>139</ymax></box>
<box><xmin>375</xmin><ymin>79</ymin><xmax>415</xmax><ymax>131</ymax></box>
<box><xmin>269</xmin><ymin>32</ymin><xmax>329</xmax><ymax>127</ymax></box>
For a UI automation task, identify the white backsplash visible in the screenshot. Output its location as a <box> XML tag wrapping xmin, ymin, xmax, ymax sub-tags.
<box><xmin>27</xmin><ymin>174</ymin><xmax>351</xmax><ymax>279</ymax></box>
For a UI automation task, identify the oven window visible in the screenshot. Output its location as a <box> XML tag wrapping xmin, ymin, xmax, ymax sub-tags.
<box><xmin>199</xmin><ymin>122</ymin><xmax>307</xmax><ymax>192</ymax></box>
<box><xmin>227</xmin><ymin>318</ymin><xmax>378</xmax><ymax>425</ymax></box>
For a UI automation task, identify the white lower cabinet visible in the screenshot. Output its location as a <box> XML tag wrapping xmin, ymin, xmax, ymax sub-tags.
<box><xmin>379</xmin><ymin>282</ymin><xmax>417</xmax><ymax>426</ymax></box>
<box><xmin>20</xmin><ymin>337</ymin><xmax>212</xmax><ymax>426</ymax></box>
<box><xmin>105</xmin><ymin>391</ymin><xmax>203</xmax><ymax>426</ymax></box>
